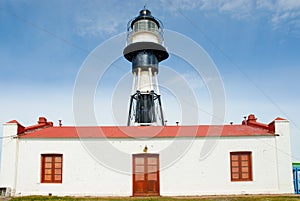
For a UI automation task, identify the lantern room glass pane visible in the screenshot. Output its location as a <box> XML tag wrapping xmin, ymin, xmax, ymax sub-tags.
<box><xmin>133</xmin><ymin>20</ymin><xmax>158</xmax><ymax>32</ymax></box>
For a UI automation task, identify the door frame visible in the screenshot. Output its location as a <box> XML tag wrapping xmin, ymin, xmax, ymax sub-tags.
<box><xmin>132</xmin><ymin>153</ymin><xmax>160</xmax><ymax>196</ymax></box>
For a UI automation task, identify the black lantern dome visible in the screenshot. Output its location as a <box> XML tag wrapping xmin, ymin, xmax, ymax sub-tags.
<box><xmin>130</xmin><ymin>9</ymin><xmax>160</xmax><ymax>29</ymax></box>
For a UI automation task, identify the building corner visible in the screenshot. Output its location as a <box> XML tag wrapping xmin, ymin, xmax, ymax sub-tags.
<box><xmin>274</xmin><ymin>118</ymin><xmax>294</xmax><ymax>193</ymax></box>
<box><xmin>0</xmin><ymin>121</ymin><xmax>20</xmax><ymax>196</ymax></box>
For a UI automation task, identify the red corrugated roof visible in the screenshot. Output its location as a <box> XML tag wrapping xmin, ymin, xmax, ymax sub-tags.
<box><xmin>7</xmin><ymin>120</ymin><xmax>23</xmax><ymax>125</ymax></box>
<box><xmin>18</xmin><ymin>125</ymin><xmax>274</xmax><ymax>139</ymax></box>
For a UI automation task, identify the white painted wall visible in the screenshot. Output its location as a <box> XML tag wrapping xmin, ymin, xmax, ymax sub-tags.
<box><xmin>0</xmin><ymin>123</ymin><xmax>19</xmax><ymax>195</ymax></box>
<box><xmin>0</xmin><ymin>121</ymin><xmax>294</xmax><ymax>196</ymax></box>
<box><xmin>274</xmin><ymin>119</ymin><xmax>294</xmax><ymax>193</ymax></box>
<box><xmin>160</xmin><ymin>137</ymin><xmax>280</xmax><ymax>195</ymax></box>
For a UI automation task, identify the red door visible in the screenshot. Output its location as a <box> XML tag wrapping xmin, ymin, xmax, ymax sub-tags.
<box><xmin>132</xmin><ymin>154</ymin><xmax>160</xmax><ymax>196</ymax></box>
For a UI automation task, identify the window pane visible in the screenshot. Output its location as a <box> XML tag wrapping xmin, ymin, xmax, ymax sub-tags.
<box><xmin>232</xmin><ymin>173</ymin><xmax>239</xmax><ymax>179</ymax></box>
<box><xmin>44</xmin><ymin>175</ymin><xmax>51</xmax><ymax>181</ymax></box>
<box><xmin>55</xmin><ymin>156</ymin><xmax>62</xmax><ymax>162</ymax></box>
<box><xmin>133</xmin><ymin>20</ymin><xmax>158</xmax><ymax>32</ymax></box>
<box><xmin>135</xmin><ymin>165</ymin><xmax>144</xmax><ymax>173</ymax></box>
<box><xmin>148</xmin><ymin>21</ymin><xmax>157</xmax><ymax>31</ymax></box>
<box><xmin>148</xmin><ymin>157</ymin><xmax>157</xmax><ymax>165</ymax></box>
<box><xmin>242</xmin><ymin>167</ymin><xmax>249</xmax><ymax>173</ymax></box>
<box><xmin>148</xmin><ymin>173</ymin><xmax>157</xmax><ymax>181</ymax></box>
<box><xmin>45</xmin><ymin>162</ymin><xmax>52</xmax><ymax>168</ymax></box>
<box><xmin>232</xmin><ymin>167</ymin><xmax>239</xmax><ymax>173</ymax></box>
<box><xmin>54</xmin><ymin>175</ymin><xmax>61</xmax><ymax>181</ymax></box>
<box><xmin>135</xmin><ymin>157</ymin><xmax>144</xmax><ymax>165</ymax></box>
<box><xmin>55</xmin><ymin>169</ymin><xmax>62</xmax><ymax>174</ymax></box>
<box><xmin>147</xmin><ymin>165</ymin><xmax>157</xmax><ymax>173</ymax></box>
<box><xmin>135</xmin><ymin>173</ymin><xmax>144</xmax><ymax>181</ymax></box>
<box><xmin>231</xmin><ymin>155</ymin><xmax>239</xmax><ymax>160</ymax></box>
<box><xmin>241</xmin><ymin>161</ymin><xmax>249</xmax><ymax>166</ymax></box>
<box><xmin>232</xmin><ymin>161</ymin><xmax>239</xmax><ymax>166</ymax></box>
<box><xmin>45</xmin><ymin>169</ymin><xmax>52</xmax><ymax>174</ymax></box>
<box><xmin>55</xmin><ymin>163</ymin><xmax>62</xmax><ymax>168</ymax></box>
<box><xmin>241</xmin><ymin>155</ymin><xmax>249</xmax><ymax>160</ymax></box>
<box><xmin>242</xmin><ymin>173</ymin><xmax>249</xmax><ymax>179</ymax></box>
<box><xmin>45</xmin><ymin>157</ymin><xmax>52</xmax><ymax>162</ymax></box>
<box><xmin>139</xmin><ymin>21</ymin><xmax>146</xmax><ymax>30</ymax></box>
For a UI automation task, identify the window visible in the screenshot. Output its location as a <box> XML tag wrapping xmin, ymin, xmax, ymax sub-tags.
<box><xmin>230</xmin><ymin>152</ymin><xmax>252</xmax><ymax>181</ymax></box>
<box><xmin>41</xmin><ymin>154</ymin><xmax>63</xmax><ymax>183</ymax></box>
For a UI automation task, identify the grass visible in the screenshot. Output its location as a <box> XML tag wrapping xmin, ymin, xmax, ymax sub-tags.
<box><xmin>4</xmin><ymin>195</ymin><xmax>300</xmax><ymax>201</ymax></box>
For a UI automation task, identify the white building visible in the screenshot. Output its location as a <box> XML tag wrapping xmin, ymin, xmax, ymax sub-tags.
<box><xmin>0</xmin><ymin>114</ymin><xmax>294</xmax><ymax>197</ymax></box>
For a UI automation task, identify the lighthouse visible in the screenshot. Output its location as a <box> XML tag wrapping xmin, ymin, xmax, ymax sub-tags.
<box><xmin>123</xmin><ymin>8</ymin><xmax>169</xmax><ymax>126</ymax></box>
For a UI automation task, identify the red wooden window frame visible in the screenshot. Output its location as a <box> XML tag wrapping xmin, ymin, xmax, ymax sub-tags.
<box><xmin>41</xmin><ymin>154</ymin><xmax>63</xmax><ymax>183</ymax></box>
<box><xmin>230</xmin><ymin>152</ymin><xmax>252</xmax><ymax>182</ymax></box>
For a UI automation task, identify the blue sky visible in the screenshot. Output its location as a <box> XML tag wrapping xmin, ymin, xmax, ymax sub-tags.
<box><xmin>0</xmin><ymin>0</ymin><xmax>300</xmax><ymax>161</ymax></box>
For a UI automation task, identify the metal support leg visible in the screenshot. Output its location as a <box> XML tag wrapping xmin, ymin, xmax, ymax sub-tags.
<box><xmin>157</xmin><ymin>95</ymin><xmax>164</xmax><ymax>126</ymax></box>
<box><xmin>127</xmin><ymin>94</ymin><xmax>135</xmax><ymax>126</ymax></box>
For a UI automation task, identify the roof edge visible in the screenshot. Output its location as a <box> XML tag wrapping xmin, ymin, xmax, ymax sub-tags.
<box><xmin>5</xmin><ymin>120</ymin><xmax>25</xmax><ymax>134</ymax></box>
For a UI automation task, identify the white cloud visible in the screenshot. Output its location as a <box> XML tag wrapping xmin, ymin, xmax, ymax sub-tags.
<box><xmin>278</xmin><ymin>0</ymin><xmax>300</xmax><ymax>11</ymax></box>
<box><xmin>255</xmin><ymin>1</ymin><xmax>298</xmax><ymax>30</ymax></box>
<box><xmin>76</xmin><ymin>10</ymin><xmax>129</xmax><ymax>37</ymax></box>
<box><xmin>160</xmin><ymin>0</ymin><xmax>300</xmax><ymax>32</ymax></box>
<box><xmin>73</xmin><ymin>0</ymin><xmax>300</xmax><ymax>37</ymax></box>
<box><xmin>159</xmin><ymin>0</ymin><xmax>202</xmax><ymax>11</ymax></box>
<box><xmin>160</xmin><ymin>0</ymin><xmax>254</xmax><ymax>19</ymax></box>
<box><xmin>256</xmin><ymin>0</ymin><xmax>275</xmax><ymax>10</ymax></box>
<box><xmin>220</xmin><ymin>0</ymin><xmax>253</xmax><ymax>18</ymax></box>
<box><xmin>74</xmin><ymin>1</ymin><xmax>139</xmax><ymax>38</ymax></box>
